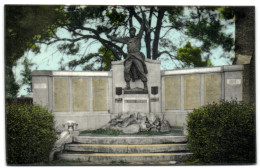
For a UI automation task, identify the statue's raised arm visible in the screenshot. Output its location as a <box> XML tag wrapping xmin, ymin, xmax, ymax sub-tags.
<box><xmin>136</xmin><ymin>21</ymin><xmax>145</xmax><ymax>39</ymax></box>
<box><xmin>107</xmin><ymin>34</ymin><xmax>129</xmax><ymax>44</ymax></box>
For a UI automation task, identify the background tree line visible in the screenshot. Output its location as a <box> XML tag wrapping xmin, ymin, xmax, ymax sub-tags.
<box><xmin>5</xmin><ymin>5</ymin><xmax>238</xmax><ymax>98</ymax></box>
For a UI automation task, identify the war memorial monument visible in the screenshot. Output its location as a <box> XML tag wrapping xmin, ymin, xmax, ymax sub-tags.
<box><xmin>32</xmin><ymin>19</ymin><xmax>248</xmax><ymax>164</ymax></box>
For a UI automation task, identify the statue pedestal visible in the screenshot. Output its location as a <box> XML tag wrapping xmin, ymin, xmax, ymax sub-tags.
<box><xmin>112</xmin><ymin>59</ymin><xmax>161</xmax><ymax>114</ymax></box>
<box><xmin>122</xmin><ymin>89</ymin><xmax>149</xmax><ymax>113</ymax></box>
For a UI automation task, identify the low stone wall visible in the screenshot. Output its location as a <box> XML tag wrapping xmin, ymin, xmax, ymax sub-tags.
<box><xmin>32</xmin><ymin>64</ymin><xmax>245</xmax><ymax>130</ymax></box>
<box><xmin>32</xmin><ymin>71</ymin><xmax>113</xmax><ymax>130</ymax></box>
<box><xmin>161</xmin><ymin>65</ymin><xmax>243</xmax><ymax>126</ymax></box>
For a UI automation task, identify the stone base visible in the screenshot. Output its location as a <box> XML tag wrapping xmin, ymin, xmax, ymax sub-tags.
<box><xmin>57</xmin><ymin>135</ymin><xmax>192</xmax><ymax>164</ymax></box>
<box><xmin>123</xmin><ymin>94</ymin><xmax>149</xmax><ymax>113</ymax></box>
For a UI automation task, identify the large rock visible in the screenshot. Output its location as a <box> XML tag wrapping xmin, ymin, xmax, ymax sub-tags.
<box><xmin>160</xmin><ymin>120</ymin><xmax>171</xmax><ymax>132</ymax></box>
<box><xmin>122</xmin><ymin>124</ymin><xmax>140</xmax><ymax>134</ymax></box>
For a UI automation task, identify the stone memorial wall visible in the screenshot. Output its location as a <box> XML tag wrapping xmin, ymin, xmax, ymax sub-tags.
<box><xmin>32</xmin><ymin>63</ymin><xmax>244</xmax><ymax>130</ymax></box>
<box><xmin>161</xmin><ymin>65</ymin><xmax>243</xmax><ymax>126</ymax></box>
<box><xmin>32</xmin><ymin>71</ymin><xmax>112</xmax><ymax>130</ymax></box>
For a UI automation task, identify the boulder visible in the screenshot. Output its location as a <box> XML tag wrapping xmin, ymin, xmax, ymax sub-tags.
<box><xmin>160</xmin><ymin>120</ymin><xmax>171</xmax><ymax>132</ymax></box>
<box><xmin>122</xmin><ymin>124</ymin><xmax>140</xmax><ymax>134</ymax></box>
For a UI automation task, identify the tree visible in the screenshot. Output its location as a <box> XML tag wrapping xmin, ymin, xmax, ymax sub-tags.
<box><xmin>5</xmin><ymin>5</ymin><xmax>66</xmax><ymax>98</ymax></box>
<box><xmin>5</xmin><ymin>5</ymin><xmax>67</xmax><ymax>67</ymax></box>
<box><xmin>177</xmin><ymin>42</ymin><xmax>212</xmax><ymax>67</ymax></box>
<box><xmin>36</xmin><ymin>6</ymin><xmax>234</xmax><ymax>70</ymax></box>
<box><xmin>5</xmin><ymin>66</ymin><xmax>19</xmax><ymax>99</ymax></box>
<box><xmin>20</xmin><ymin>57</ymin><xmax>34</xmax><ymax>94</ymax></box>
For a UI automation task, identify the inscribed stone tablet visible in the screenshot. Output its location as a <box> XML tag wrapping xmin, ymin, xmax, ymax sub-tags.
<box><xmin>184</xmin><ymin>75</ymin><xmax>200</xmax><ymax>109</ymax></box>
<box><xmin>204</xmin><ymin>74</ymin><xmax>221</xmax><ymax>104</ymax></box>
<box><xmin>72</xmin><ymin>78</ymin><xmax>89</xmax><ymax>111</ymax></box>
<box><xmin>54</xmin><ymin>78</ymin><xmax>69</xmax><ymax>111</ymax></box>
<box><xmin>165</xmin><ymin>77</ymin><xmax>180</xmax><ymax>110</ymax></box>
<box><xmin>92</xmin><ymin>78</ymin><xmax>107</xmax><ymax>111</ymax></box>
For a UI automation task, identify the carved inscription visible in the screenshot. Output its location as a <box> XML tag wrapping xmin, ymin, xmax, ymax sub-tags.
<box><xmin>72</xmin><ymin>78</ymin><xmax>89</xmax><ymax>111</ymax></box>
<box><xmin>125</xmin><ymin>99</ymin><xmax>147</xmax><ymax>103</ymax></box>
<box><xmin>165</xmin><ymin>77</ymin><xmax>180</xmax><ymax>110</ymax></box>
<box><xmin>204</xmin><ymin>74</ymin><xmax>221</xmax><ymax>104</ymax></box>
<box><xmin>54</xmin><ymin>78</ymin><xmax>69</xmax><ymax>112</ymax></box>
<box><xmin>151</xmin><ymin>98</ymin><xmax>159</xmax><ymax>102</ymax></box>
<box><xmin>34</xmin><ymin>83</ymin><xmax>47</xmax><ymax>89</ymax></box>
<box><xmin>92</xmin><ymin>78</ymin><xmax>108</xmax><ymax>111</ymax></box>
<box><xmin>115</xmin><ymin>98</ymin><xmax>122</xmax><ymax>103</ymax></box>
<box><xmin>227</xmin><ymin>79</ymin><xmax>241</xmax><ymax>85</ymax></box>
<box><xmin>184</xmin><ymin>75</ymin><xmax>200</xmax><ymax>109</ymax></box>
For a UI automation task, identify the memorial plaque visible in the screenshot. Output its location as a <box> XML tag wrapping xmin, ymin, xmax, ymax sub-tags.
<box><xmin>72</xmin><ymin>78</ymin><xmax>89</xmax><ymax>111</ymax></box>
<box><xmin>115</xmin><ymin>98</ymin><xmax>122</xmax><ymax>103</ymax></box>
<box><xmin>125</xmin><ymin>99</ymin><xmax>147</xmax><ymax>103</ymax></box>
<box><xmin>123</xmin><ymin>95</ymin><xmax>149</xmax><ymax>113</ymax></box>
<box><xmin>184</xmin><ymin>75</ymin><xmax>200</xmax><ymax>109</ymax></box>
<box><xmin>54</xmin><ymin>78</ymin><xmax>69</xmax><ymax>111</ymax></box>
<box><xmin>204</xmin><ymin>74</ymin><xmax>221</xmax><ymax>104</ymax></box>
<box><xmin>227</xmin><ymin>79</ymin><xmax>241</xmax><ymax>85</ymax></box>
<box><xmin>34</xmin><ymin>83</ymin><xmax>47</xmax><ymax>89</ymax></box>
<box><xmin>165</xmin><ymin>77</ymin><xmax>180</xmax><ymax>110</ymax></box>
<box><xmin>151</xmin><ymin>98</ymin><xmax>159</xmax><ymax>102</ymax></box>
<box><xmin>92</xmin><ymin>78</ymin><xmax>108</xmax><ymax>111</ymax></box>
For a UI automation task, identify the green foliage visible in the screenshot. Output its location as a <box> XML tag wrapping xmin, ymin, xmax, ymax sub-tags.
<box><xmin>217</xmin><ymin>7</ymin><xmax>235</xmax><ymax>19</ymax></box>
<box><xmin>167</xmin><ymin>7</ymin><xmax>184</xmax><ymax>22</ymax></box>
<box><xmin>20</xmin><ymin>57</ymin><xmax>34</xmax><ymax>93</ymax></box>
<box><xmin>5</xmin><ymin>6</ymin><xmax>67</xmax><ymax>97</ymax></box>
<box><xmin>6</xmin><ymin>104</ymin><xmax>57</xmax><ymax>164</ymax></box>
<box><xmin>80</xmin><ymin>129</ymin><xmax>120</xmax><ymax>136</ymax></box>
<box><xmin>58</xmin><ymin>43</ymin><xmax>80</xmax><ymax>55</ymax></box>
<box><xmin>5</xmin><ymin>66</ymin><xmax>20</xmax><ymax>99</ymax></box>
<box><xmin>110</xmin><ymin>161</ymin><xmax>129</xmax><ymax>165</ymax></box>
<box><xmin>136</xmin><ymin>129</ymin><xmax>182</xmax><ymax>136</ymax></box>
<box><xmin>177</xmin><ymin>42</ymin><xmax>211</xmax><ymax>67</ymax></box>
<box><xmin>5</xmin><ymin>5</ymin><xmax>66</xmax><ymax>67</ymax></box>
<box><xmin>98</xmin><ymin>46</ymin><xmax>114</xmax><ymax>70</ymax></box>
<box><xmin>106</xmin><ymin>8</ymin><xmax>126</xmax><ymax>26</ymax></box>
<box><xmin>68</xmin><ymin>53</ymin><xmax>100</xmax><ymax>71</ymax></box>
<box><xmin>66</xmin><ymin>6</ymin><xmax>107</xmax><ymax>28</ymax></box>
<box><xmin>187</xmin><ymin>101</ymin><xmax>256</xmax><ymax>164</ymax></box>
<box><xmin>187</xmin><ymin>9</ymin><xmax>234</xmax><ymax>52</ymax></box>
<box><xmin>6</xmin><ymin>6</ymin><xmax>238</xmax><ymax>71</ymax></box>
<box><xmin>80</xmin><ymin>129</ymin><xmax>181</xmax><ymax>136</ymax></box>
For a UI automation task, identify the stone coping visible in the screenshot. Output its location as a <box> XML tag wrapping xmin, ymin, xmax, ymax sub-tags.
<box><xmin>32</xmin><ymin>70</ymin><xmax>112</xmax><ymax>77</ymax></box>
<box><xmin>32</xmin><ymin>65</ymin><xmax>243</xmax><ymax>77</ymax></box>
<box><xmin>161</xmin><ymin>65</ymin><xmax>243</xmax><ymax>76</ymax></box>
<box><xmin>112</xmin><ymin>59</ymin><xmax>161</xmax><ymax>65</ymax></box>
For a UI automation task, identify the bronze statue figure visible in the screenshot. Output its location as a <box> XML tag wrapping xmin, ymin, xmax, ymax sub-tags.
<box><xmin>107</xmin><ymin>22</ymin><xmax>148</xmax><ymax>91</ymax></box>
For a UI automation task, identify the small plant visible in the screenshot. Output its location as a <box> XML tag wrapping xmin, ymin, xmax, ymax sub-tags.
<box><xmin>187</xmin><ymin>100</ymin><xmax>255</xmax><ymax>164</ymax></box>
<box><xmin>110</xmin><ymin>160</ymin><xmax>129</xmax><ymax>165</ymax></box>
<box><xmin>136</xmin><ymin>129</ymin><xmax>182</xmax><ymax>136</ymax></box>
<box><xmin>6</xmin><ymin>103</ymin><xmax>57</xmax><ymax>164</ymax></box>
<box><xmin>80</xmin><ymin>129</ymin><xmax>120</xmax><ymax>136</ymax></box>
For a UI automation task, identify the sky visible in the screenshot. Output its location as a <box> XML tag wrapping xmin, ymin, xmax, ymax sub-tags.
<box><xmin>11</xmin><ymin>6</ymin><xmax>235</xmax><ymax>97</ymax></box>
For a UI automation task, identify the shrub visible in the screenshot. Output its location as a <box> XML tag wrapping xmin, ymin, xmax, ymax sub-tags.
<box><xmin>187</xmin><ymin>100</ymin><xmax>255</xmax><ymax>164</ymax></box>
<box><xmin>6</xmin><ymin>104</ymin><xmax>57</xmax><ymax>164</ymax></box>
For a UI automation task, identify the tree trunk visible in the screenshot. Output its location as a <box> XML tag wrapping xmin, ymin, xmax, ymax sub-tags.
<box><xmin>144</xmin><ymin>7</ymin><xmax>154</xmax><ymax>59</ymax></box>
<box><xmin>145</xmin><ymin>33</ymin><xmax>151</xmax><ymax>59</ymax></box>
<box><xmin>152</xmin><ymin>8</ymin><xmax>165</xmax><ymax>60</ymax></box>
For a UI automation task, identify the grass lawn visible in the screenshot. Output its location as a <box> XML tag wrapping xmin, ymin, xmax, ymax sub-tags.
<box><xmin>79</xmin><ymin>128</ymin><xmax>182</xmax><ymax>136</ymax></box>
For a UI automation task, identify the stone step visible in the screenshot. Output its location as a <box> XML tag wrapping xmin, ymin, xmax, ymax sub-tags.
<box><xmin>65</xmin><ymin>143</ymin><xmax>190</xmax><ymax>153</ymax></box>
<box><xmin>57</xmin><ymin>152</ymin><xmax>193</xmax><ymax>163</ymax></box>
<box><xmin>74</xmin><ymin>135</ymin><xmax>187</xmax><ymax>144</ymax></box>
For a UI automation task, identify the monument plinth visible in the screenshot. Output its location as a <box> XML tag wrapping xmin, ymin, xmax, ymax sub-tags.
<box><xmin>112</xmin><ymin>59</ymin><xmax>161</xmax><ymax>115</ymax></box>
<box><xmin>122</xmin><ymin>88</ymin><xmax>149</xmax><ymax>113</ymax></box>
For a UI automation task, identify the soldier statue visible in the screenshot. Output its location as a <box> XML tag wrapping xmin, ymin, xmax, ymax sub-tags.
<box><xmin>107</xmin><ymin>22</ymin><xmax>148</xmax><ymax>91</ymax></box>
